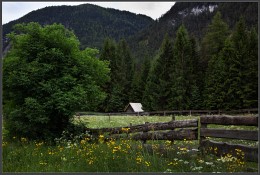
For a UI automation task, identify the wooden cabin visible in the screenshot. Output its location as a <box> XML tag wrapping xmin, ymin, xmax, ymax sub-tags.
<box><xmin>124</xmin><ymin>103</ymin><xmax>144</xmax><ymax>113</ymax></box>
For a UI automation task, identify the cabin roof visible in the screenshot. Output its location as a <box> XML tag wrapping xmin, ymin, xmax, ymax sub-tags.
<box><xmin>125</xmin><ymin>103</ymin><xmax>144</xmax><ymax>112</ymax></box>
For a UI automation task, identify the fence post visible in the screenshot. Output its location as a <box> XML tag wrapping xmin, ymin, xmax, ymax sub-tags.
<box><xmin>108</xmin><ymin>113</ymin><xmax>111</xmax><ymax>122</ymax></box>
<box><xmin>171</xmin><ymin>115</ymin><xmax>175</xmax><ymax>121</ymax></box>
<box><xmin>142</xmin><ymin>122</ymin><xmax>149</xmax><ymax>144</ymax></box>
<box><xmin>199</xmin><ymin>117</ymin><xmax>207</xmax><ymax>154</ymax></box>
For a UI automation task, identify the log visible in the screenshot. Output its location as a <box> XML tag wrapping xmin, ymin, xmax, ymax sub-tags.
<box><xmin>131</xmin><ymin>128</ymin><xmax>198</xmax><ymax>141</ymax></box>
<box><xmin>86</xmin><ymin>119</ymin><xmax>198</xmax><ymax>134</ymax></box>
<box><xmin>200</xmin><ymin>128</ymin><xmax>258</xmax><ymax>141</ymax></box>
<box><xmin>200</xmin><ymin>140</ymin><xmax>258</xmax><ymax>162</ymax></box>
<box><xmin>200</xmin><ymin>115</ymin><xmax>258</xmax><ymax>126</ymax></box>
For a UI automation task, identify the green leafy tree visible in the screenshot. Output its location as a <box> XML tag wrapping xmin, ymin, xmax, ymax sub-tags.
<box><xmin>3</xmin><ymin>23</ymin><xmax>109</xmax><ymax>140</ymax></box>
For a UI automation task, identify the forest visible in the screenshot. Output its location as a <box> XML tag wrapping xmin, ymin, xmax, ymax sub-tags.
<box><xmin>99</xmin><ymin>12</ymin><xmax>258</xmax><ymax>112</ymax></box>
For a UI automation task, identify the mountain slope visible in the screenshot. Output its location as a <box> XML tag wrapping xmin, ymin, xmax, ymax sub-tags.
<box><xmin>129</xmin><ymin>2</ymin><xmax>258</xmax><ymax>62</ymax></box>
<box><xmin>3</xmin><ymin>3</ymin><xmax>154</xmax><ymax>51</ymax></box>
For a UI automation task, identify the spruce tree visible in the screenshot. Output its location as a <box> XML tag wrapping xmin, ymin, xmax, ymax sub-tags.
<box><xmin>169</xmin><ymin>25</ymin><xmax>193</xmax><ymax>110</ymax></box>
<box><xmin>142</xmin><ymin>34</ymin><xmax>174</xmax><ymax>111</ymax></box>
<box><xmin>202</xmin><ymin>12</ymin><xmax>230</xmax><ymax>109</ymax></box>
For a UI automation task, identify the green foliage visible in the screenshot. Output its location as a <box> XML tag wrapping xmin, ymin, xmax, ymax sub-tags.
<box><xmin>143</xmin><ymin>34</ymin><xmax>174</xmax><ymax>111</ymax></box>
<box><xmin>3</xmin><ymin>22</ymin><xmax>109</xmax><ymax>140</ymax></box>
<box><xmin>204</xmin><ymin>16</ymin><xmax>258</xmax><ymax>110</ymax></box>
<box><xmin>169</xmin><ymin>25</ymin><xmax>194</xmax><ymax>110</ymax></box>
<box><xmin>99</xmin><ymin>38</ymin><xmax>134</xmax><ymax>112</ymax></box>
<box><xmin>201</xmin><ymin>12</ymin><xmax>230</xmax><ymax>69</ymax></box>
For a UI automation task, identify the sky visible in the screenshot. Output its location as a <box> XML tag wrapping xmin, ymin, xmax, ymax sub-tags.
<box><xmin>2</xmin><ymin>1</ymin><xmax>176</xmax><ymax>25</ymax></box>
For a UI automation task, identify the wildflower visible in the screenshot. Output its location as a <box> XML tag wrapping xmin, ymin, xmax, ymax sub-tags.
<box><xmin>136</xmin><ymin>156</ymin><xmax>142</xmax><ymax>164</ymax></box>
<box><xmin>168</xmin><ymin>161</ymin><xmax>178</xmax><ymax>166</ymax></box>
<box><xmin>164</xmin><ymin>169</ymin><xmax>173</xmax><ymax>173</ymax></box>
<box><xmin>205</xmin><ymin>162</ymin><xmax>214</xmax><ymax>165</ymax></box>
<box><xmin>165</xmin><ymin>140</ymin><xmax>172</xmax><ymax>145</ymax></box>
<box><xmin>39</xmin><ymin>161</ymin><xmax>47</xmax><ymax>165</ymax></box>
<box><xmin>88</xmin><ymin>160</ymin><xmax>94</xmax><ymax>165</ymax></box>
<box><xmin>98</xmin><ymin>135</ymin><xmax>105</xmax><ymax>143</ymax></box>
<box><xmin>80</xmin><ymin>140</ymin><xmax>86</xmax><ymax>145</ymax></box>
<box><xmin>61</xmin><ymin>157</ymin><xmax>67</xmax><ymax>161</ymax></box>
<box><xmin>35</xmin><ymin>142</ymin><xmax>44</xmax><ymax>147</ymax></box>
<box><xmin>2</xmin><ymin>142</ymin><xmax>8</xmax><ymax>147</ymax></box>
<box><xmin>13</xmin><ymin>136</ymin><xmax>16</xmax><ymax>139</ymax></box>
<box><xmin>48</xmin><ymin>151</ymin><xmax>55</xmax><ymax>155</ymax></box>
<box><xmin>191</xmin><ymin>166</ymin><xmax>203</xmax><ymax>171</ymax></box>
<box><xmin>145</xmin><ymin>161</ymin><xmax>151</xmax><ymax>167</ymax></box>
<box><xmin>21</xmin><ymin>137</ymin><xmax>27</xmax><ymax>142</ymax></box>
<box><xmin>184</xmin><ymin>161</ymin><xmax>189</xmax><ymax>164</ymax></box>
<box><xmin>121</xmin><ymin>127</ymin><xmax>130</xmax><ymax>133</ymax></box>
<box><xmin>198</xmin><ymin>159</ymin><xmax>204</xmax><ymax>163</ymax></box>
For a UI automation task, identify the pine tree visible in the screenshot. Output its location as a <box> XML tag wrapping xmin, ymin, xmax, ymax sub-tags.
<box><xmin>117</xmin><ymin>39</ymin><xmax>134</xmax><ymax>106</ymax></box>
<box><xmin>241</xmin><ymin>26</ymin><xmax>258</xmax><ymax>108</ymax></box>
<box><xmin>202</xmin><ymin>12</ymin><xmax>230</xmax><ymax>109</ymax></box>
<box><xmin>169</xmin><ymin>25</ymin><xmax>193</xmax><ymax>110</ymax></box>
<box><xmin>189</xmin><ymin>36</ymin><xmax>203</xmax><ymax>109</ymax></box>
<box><xmin>142</xmin><ymin>34</ymin><xmax>174</xmax><ymax>111</ymax></box>
<box><xmin>201</xmin><ymin>12</ymin><xmax>230</xmax><ymax>67</ymax></box>
<box><xmin>99</xmin><ymin>38</ymin><xmax>125</xmax><ymax>112</ymax></box>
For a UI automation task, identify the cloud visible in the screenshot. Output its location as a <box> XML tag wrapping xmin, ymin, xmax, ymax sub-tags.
<box><xmin>2</xmin><ymin>2</ymin><xmax>176</xmax><ymax>24</ymax></box>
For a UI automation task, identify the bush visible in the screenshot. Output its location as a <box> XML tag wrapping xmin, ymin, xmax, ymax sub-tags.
<box><xmin>3</xmin><ymin>22</ymin><xmax>109</xmax><ymax>140</ymax></box>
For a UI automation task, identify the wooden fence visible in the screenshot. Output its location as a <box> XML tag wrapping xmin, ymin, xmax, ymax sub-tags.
<box><xmin>87</xmin><ymin>119</ymin><xmax>198</xmax><ymax>143</ymax></box>
<box><xmin>85</xmin><ymin>115</ymin><xmax>258</xmax><ymax>162</ymax></box>
<box><xmin>199</xmin><ymin>115</ymin><xmax>258</xmax><ymax>162</ymax></box>
<box><xmin>76</xmin><ymin>108</ymin><xmax>258</xmax><ymax>117</ymax></box>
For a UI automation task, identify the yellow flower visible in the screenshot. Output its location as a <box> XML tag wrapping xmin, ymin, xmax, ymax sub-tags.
<box><xmin>98</xmin><ymin>135</ymin><xmax>105</xmax><ymax>143</ymax></box>
<box><xmin>121</xmin><ymin>127</ymin><xmax>130</xmax><ymax>133</ymax></box>
<box><xmin>36</xmin><ymin>142</ymin><xmax>44</xmax><ymax>147</ymax></box>
<box><xmin>80</xmin><ymin>140</ymin><xmax>86</xmax><ymax>145</ymax></box>
<box><xmin>21</xmin><ymin>137</ymin><xmax>27</xmax><ymax>142</ymax></box>
<box><xmin>168</xmin><ymin>161</ymin><xmax>178</xmax><ymax>166</ymax></box>
<box><xmin>136</xmin><ymin>156</ymin><xmax>142</xmax><ymax>164</ymax></box>
<box><xmin>48</xmin><ymin>151</ymin><xmax>55</xmax><ymax>155</ymax></box>
<box><xmin>165</xmin><ymin>140</ymin><xmax>172</xmax><ymax>145</ymax></box>
<box><xmin>145</xmin><ymin>161</ymin><xmax>151</xmax><ymax>167</ymax></box>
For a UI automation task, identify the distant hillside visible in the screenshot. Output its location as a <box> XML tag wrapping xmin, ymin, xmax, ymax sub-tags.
<box><xmin>3</xmin><ymin>2</ymin><xmax>258</xmax><ymax>62</ymax></box>
<box><xmin>129</xmin><ymin>2</ymin><xmax>258</xmax><ymax>62</ymax></box>
<box><xmin>3</xmin><ymin>3</ymin><xmax>154</xmax><ymax>51</ymax></box>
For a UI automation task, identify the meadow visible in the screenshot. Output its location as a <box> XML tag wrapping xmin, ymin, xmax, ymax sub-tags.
<box><xmin>2</xmin><ymin>115</ymin><xmax>258</xmax><ymax>172</ymax></box>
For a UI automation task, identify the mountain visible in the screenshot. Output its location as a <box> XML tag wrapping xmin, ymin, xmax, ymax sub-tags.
<box><xmin>129</xmin><ymin>2</ymin><xmax>258</xmax><ymax>62</ymax></box>
<box><xmin>3</xmin><ymin>2</ymin><xmax>258</xmax><ymax>61</ymax></box>
<box><xmin>2</xmin><ymin>3</ymin><xmax>154</xmax><ymax>52</ymax></box>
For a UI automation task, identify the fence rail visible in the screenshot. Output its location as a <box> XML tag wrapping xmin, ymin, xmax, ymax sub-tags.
<box><xmin>85</xmin><ymin>114</ymin><xmax>258</xmax><ymax>162</ymax></box>
<box><xmin>199</xmin><ymin>115</ymin><xmax>258</xmax><ymax>162</ymax></box>
<box><xmin>76</xmin><ymin>108</ymin><xmax>258</xmax><ymax>117</ymax></box>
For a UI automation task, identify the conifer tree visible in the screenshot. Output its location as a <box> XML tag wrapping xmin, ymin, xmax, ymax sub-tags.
<box><xmin>143</xmin><ymin>34</ymin><xmax>174</xmax><ymax>111</ymax></box>
<box><xmin>203</xmin><ymin>12</ymin><xmax>230</xmax><ymax>109</ymax></box>
<box><xmin>169</xmin><ymin>25</ymin><xmax>193</xmax><ymax>110</ymax></box>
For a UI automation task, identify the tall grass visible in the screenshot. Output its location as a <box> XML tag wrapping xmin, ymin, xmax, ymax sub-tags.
<box><xmin>3</xmin><ymin>136</ymin><xmax>257</xmax><ymax>172</ymax></box>
<box><xmin>3</xmin><ymin>115</ymin><xmax>258</xmax><ymax>172</ymax></box>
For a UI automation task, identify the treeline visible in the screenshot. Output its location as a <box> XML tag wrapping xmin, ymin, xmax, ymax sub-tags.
<box><xmin>100</xmin><ymin>12</ymin><xmax>258</xmax><ymax>112</ymax></box>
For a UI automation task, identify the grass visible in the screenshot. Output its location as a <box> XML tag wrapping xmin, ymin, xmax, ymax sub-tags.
<box><xmin>76</xmin><ymin>115</ymin><xmax>174</xmax><ymax>128</ymax></box>
<box><xmin>3</xmin><ymin>115</ymin><xmax>259</xmax><ymax>172</ymax></box>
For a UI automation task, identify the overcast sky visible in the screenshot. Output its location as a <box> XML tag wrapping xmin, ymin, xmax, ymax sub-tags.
<box><xmin>2</xmin><ymin>1</ymin><xmax>176</xmax><ymax>25</ymax></box>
